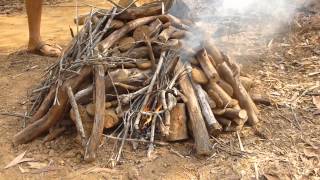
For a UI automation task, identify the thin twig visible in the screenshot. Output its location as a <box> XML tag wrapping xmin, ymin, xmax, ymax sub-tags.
<box><xmin>67</xmin><ymin>86</ymin><xmax>86</xmax><ymax>145</ymax></box>
<box><xmin>134</xmin><ymin>51</ymin><xmax>166</xmax><ymax>130</ymax></box>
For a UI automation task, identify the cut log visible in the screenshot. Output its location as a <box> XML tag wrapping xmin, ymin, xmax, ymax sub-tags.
<box><xmin>222</xmin><ymin>108</ymin><xmax>247</xmax><ymax>120</ymax></box>
<box><xmin>175</xmin><ymin>60</ymin><xmax>211</xmax><ymax>155</ymax></box>
<box><xmin>207</xmin><ymin>89</ymin><xmax>224</xmax><ymax>108</ymax></box>
<box><xmin>171</xmin><ymin>30</ymin><xmax>188</xmax><ymax>39</ymax></box>
<box><xmin>192</xmin><ymin>67</ymin><xmax>209</xmax><ymax>85</ymax></box>
<box><xmin>84</xmin><ymin>65</ymin><xmax>106</xmax><ymax>162</ymax></box>
<box><xmin>136</xmin><ymin>60</ymin><xmax>152</xmax><ymax>70</ymax></box>
<box><xmin>104</xmin><ymin>109</ymin><xmax>119</xmax><ymax>129</ymax></box>
<box><xmin>116</xmin><ymin>2</ymin><xmax>162</xmax><ymax>20</ymax></box>
<box><xmin>189</xmin><ymin>56</ymin><xmax>199</xmax><ymax>66</ymax></box>
<box><xmin>13</xmin><ymin>66</ymin><xmax>92</xmax><ymax>145</ymax></box>
<box><xmin>164</xmin><ymin>14</ymin><xmax>190</xmax><ymax>30</ymax></box>
<box><xmin>217</xmin><ymin>79</ymin><xmax>233</xmax><ymax>97</ymax></box>
<box><xmin>196</xmin><ymin>48</ymin><xmax>220</xmax><ymax>82</ymax></box>
<box><xmin>206</xmin><ymin>82</ymin><xmax>238</xmax><ymax>108</ymax></box>
<box><xmin>203</xmin><ymin>40</ymin><xmax>224</xmax><ymax>65</ymax></box>
<box><xmin>67</xmin><ymin>86</ymin><xmax>86</xmax><ymax>145</ymax></box>
<box><xmin>117</xmin><ymin>37</ymin><xmax>136</xmax><ymax>52</ymax></box>
<box><xmin>159</xmin><ymin>26</ymin><xmax>176</xmax><ymax>43</ymax></box>
<box><xmin>163</xmin><ymin>39</ymin><xmax>181</xmax><ymax>50</ymax></box>
<box><xmin>251</xmin><ymin>94</ymin><xmax>272</xmax><ymax>106</ymax></box>
<box><xmin>86</xmin><ymin>103</ymin><xmax>95</xmax><ymax>117</ymax></box>
<box><xmin>216</xmin><ymin>62</ymin><xmax>259</xmax><ymax>125</ymax></box>
<box><xmin>110</xmin><ymin>20</ymin><xmax>125</xmax><ymax>29</ymax></box>
<box><xmin>31</xmin><ymin>86</ymin><xmax>56</xmax><ymax>122</ymax></box>
<box><xmin>166</xmin><ymin>103</ymin><xmax>189</xmax><ymax>141</ymax></box>
<box><xmin>70</xmin><ymin>105</ymin><xmax>93</xmax><ymax>142</ymax></box>
<box><xmin>216</xmin><ymin>117</ymin><xmax>232</xmax><ymax>131</ymax></box>
<box><xmin>192</xmin><ymin>82</ymin><xmax>222</xmax><ymax>136</ymax></box>
<box><xmin>133</xmin><ymin>25</ymin><xmax>151</xmax><ymax>41</ymax></box>
<box><xmin>98</xmin><ymin>16</ymin><xmax>158</xmax><ymax>52</ymax></box>
<box><xmin>149</xmin><ymin>18</ymin><xmax>163</xmax><ymax>37</ymax></box>
<box><xmin>126</xmin><ymin>46</ymin><xmax>149</xmax><ymax>59</ymax></box>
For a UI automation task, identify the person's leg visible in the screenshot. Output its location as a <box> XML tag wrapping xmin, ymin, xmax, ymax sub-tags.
<box><xmin>26</xmin><ymin>0</ymin><xmax>61</xmax><ymax>57</ymax></box>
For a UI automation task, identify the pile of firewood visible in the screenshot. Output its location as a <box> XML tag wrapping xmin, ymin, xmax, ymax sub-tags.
<box><xmin>13</xmin><ymin>2</ymin><xmax>259</xmax><ymax>163</ymax></box>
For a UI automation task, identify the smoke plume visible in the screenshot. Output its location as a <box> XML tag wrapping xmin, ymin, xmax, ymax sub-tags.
<box><xmin>170</xmin><ymin>0</ymin><xmax>311</xmax><ymax>60</ymax></box>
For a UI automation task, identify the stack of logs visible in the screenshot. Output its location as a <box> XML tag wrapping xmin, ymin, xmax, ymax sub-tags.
<box><xmin>13</xmin><ymin>2</ymin><xmax>259</xmax><ymax>162</ymax></box>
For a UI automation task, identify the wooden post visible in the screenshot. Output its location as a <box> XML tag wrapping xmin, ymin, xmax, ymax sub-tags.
<box><xmin>175</xmin><ymin>60</ymin><xmax>211</xmax><ymax>155</ymax></box>
<box><xmin>84</xmin><ymin>65</ymin><xmax>106</xmax><ymax>162</ymax></box>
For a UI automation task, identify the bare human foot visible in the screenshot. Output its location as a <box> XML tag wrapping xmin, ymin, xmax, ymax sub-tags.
<box><xmin>28</xmin><ymin>41</ymin><xmax>62</xmax><ymax>57</ymax></box>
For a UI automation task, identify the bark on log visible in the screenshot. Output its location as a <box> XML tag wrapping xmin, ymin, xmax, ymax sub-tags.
<box><xmin>207</xmin><ymin>89</ymin><xmax>224</xmax><ymax>108</ymax></box>
<box><xmin>166</xmin><ymin>103</ymin><xmax>189</xmax><ymax>141</ymax></box>
<box><xmin>196</xmin><ymin>48</ymin><xmax>220</xmax><ymax>82</ymax></box>
<box><xmin>193</xmin><ymin>82</ymin><xmax>222</xmax><ymax>136</ymax></box>
<box><xmin>192</xmin><ymin>67</ymin><xmax>209</xmax><ymax>85</ymax></box>
<box><xmin>221</xmin><ymin>108</ymin><xmax>247</xmax><ymax>120</ymax></box>
<box><xmin>110</xmin><ymin>20</ymin><xmax>125</xmax><ymax>29</ymax></box>
<box><xmin>206</xmin><ymin>82</ymin><xmax>238</xmax><ymax>108</ymax></box>
<box><xmin>31</xmin><ymin>86</ymin><xmax>56</xmax><ymax>122</ymax></box>
<box><xmin>203</xmin><ymin>40</ymin><xmax>224</xmax><ymax>65</ymax></box>
<box><xmin>216</xmin><ymin>62</ymin><xmax>259</xmax><ymax>125</ymax></box>
<box><xmin>98</xmin><ymin>16</ymin><xmax>158</xmax><ymax>52</ymax></box>
<box><xmin>133</xmin><ymin>25</ymin><xmax>151</xmax><ymax>41</ymax></box>
<box><xmin>126</xmin><ymin>46</ymin><xmax>149</xmax><ymax>59</ymax></box>
<box><xmin>217</xmin><ymin>79</ymin><xmax>233</xmax><ymax>97</ymax></box>
<box><xmin>84</xmin><ymin>65</ymin><xmax>106</xmax><ymax>162</ymax></box>
<box><xmin>149</xmin><ymin>18</ymin><xmax>163</xmax><ymax>37</ymax></box>
<box><xmin>171</xmin><ymin>30</ymin><xmax>188</xmax><ymax>39</ymax></box>
<box><xmin>116</xmin><ymin>3</ymin><xmax>162</xmax><ymax>20</ymax></box>
<box><xmin>251</xmin><ymin>94</ymin><xmax>271</xmax><ymax>106</ymax></box>
<box><xmin>216</xmin><ymin>117</ymin><xmax>232</xmax><ymax>131</ymax></box>
<box><xmin>159</xmin><ymin>26</ymin><xmax>176</xmax><ymax>43</ymax></box>
<box><xmin>175</xmin><ymin>60</ymin><xmax>211</xmax><ymax>155</ymax></box>
<box><xmin>104</xmin><ymin>109</ymin><xmax>119</xmax><ymax>129</ymax></box>
<box><xmin>14</xmin><ymin>66</ymin><xmax>92</xmax><ymax>144</ymax></box>
<box><xmin>136</xmin><ymin>60</ymin><xmax>152</xmax><ymax>70</ymax></box>
<box><xmin>67</xmin><ymin>86</ymin><xmax>86</xmax><ymax>145</ymax></box>
<box><xmin>117</xmin><ymin>37</ymin><xmax>136</xmax><ymax>52</ymax></box>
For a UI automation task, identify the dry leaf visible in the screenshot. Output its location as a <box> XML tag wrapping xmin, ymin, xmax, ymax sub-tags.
<box><xmin>4</xmin><ymin>151</ymin><xmax>34</xmax><ymax>169</ymax></box>
<box><xmin>27</xmin><ymin>162</ymin><xmax>48</xmax><ymax>169</ymax></box>
<box><xmin>312</xmin><ymin>96</ymin><xmax>320</xmax><ymax>109</ymax></box>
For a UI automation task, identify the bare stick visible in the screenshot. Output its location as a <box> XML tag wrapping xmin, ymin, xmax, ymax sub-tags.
<box><xmin>144</xmin><ymin>34</ymin><xmax>156</xmax><ymax>69</ymax></box>
<box><xmin>85</xmin><ymin>65</ymin><xmax>106</xmax><ymax>162</ymax></box>
<box><xmin>236</xmin><ymin>131</ymin><xmax>245</xmax><ymax>152</ymax></box>
<box><xmin>67</xmin><ymin>86</ymin><xmax>86</xmax><ymax>145</ymax></box>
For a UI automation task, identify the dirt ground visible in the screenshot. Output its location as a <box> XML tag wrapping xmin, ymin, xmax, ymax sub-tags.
<box><xmin>0</xmin><ymin>1</ymin><xmax>319</xmax><ymax>180</ymax></box>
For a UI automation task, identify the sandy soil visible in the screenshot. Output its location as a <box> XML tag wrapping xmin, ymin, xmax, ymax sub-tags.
<box><xmin>0</xmin><ymin>1</ymin><xmax>319</xmax><ymax>180</ymax></box>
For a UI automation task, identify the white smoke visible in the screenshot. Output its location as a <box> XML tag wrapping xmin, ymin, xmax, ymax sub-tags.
<box><xmin>173</xmin><ymin>0</ymin><xmax>311</xmax><ymax>59</ymax></box>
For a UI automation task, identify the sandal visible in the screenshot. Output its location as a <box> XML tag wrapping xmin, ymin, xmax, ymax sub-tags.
<box><xmin>28</xmin><ymin>42</ymin><xmax>62</xmax><ymax>57</ymax></box>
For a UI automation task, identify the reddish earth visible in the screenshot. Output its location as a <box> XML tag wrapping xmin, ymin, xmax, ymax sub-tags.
<box><xmin>0</xmin><ymin>0</ymin><xmax>319</xmax><ymax>179</ymax></box>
